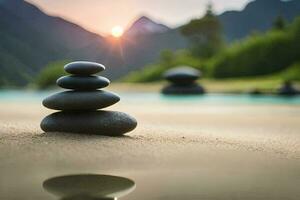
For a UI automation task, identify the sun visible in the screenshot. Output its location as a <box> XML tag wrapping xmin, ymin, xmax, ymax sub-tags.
<box><xmin>111</xmin><ymin>25</ymin><xmax>124</xmax><ymax>38</ymax></box>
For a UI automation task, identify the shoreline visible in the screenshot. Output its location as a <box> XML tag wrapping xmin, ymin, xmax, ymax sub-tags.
<box><xmin>2</xmin><ymin>78</ymin><xmax>300</xmax><ymax>94</ymax></box>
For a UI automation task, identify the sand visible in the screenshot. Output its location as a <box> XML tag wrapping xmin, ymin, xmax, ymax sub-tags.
<box><xmin>0</xmin><ymin>98</ymin><xmax>299</xmax><ymax>200</ymax></box>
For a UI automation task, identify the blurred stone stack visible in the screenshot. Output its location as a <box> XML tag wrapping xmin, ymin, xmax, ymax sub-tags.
<box><xmin>162</xmin><ymin>66</ymin><xmax>205</xmax><ymax>95</ymax></box>
<box><xmin>41</xmin><ymin>61</ymin><xmax>137</xmax><ymax>136</ymax></box>
<box><xmin>277</xmin><ymin>81</ymin><xmax>299</xmax><ymax>96</ymax></box>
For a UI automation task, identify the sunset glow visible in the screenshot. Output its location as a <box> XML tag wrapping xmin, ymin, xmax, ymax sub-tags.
<box><xmin>111</xmin><ymin>26</ymin><xmax>124</xmax><ymax>38</ymax></box>
<box><xmin>27</xmin><ymin>0</ymin><xmax>250</xmax><ymax>34</ymax></box>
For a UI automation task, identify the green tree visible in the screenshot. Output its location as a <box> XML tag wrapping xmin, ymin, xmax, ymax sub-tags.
<box><xmin>181</xmin><ymin>3</ymin><xmax>223</xmax><ymax>58</ymax></box>
<box><xmin>159</xmin><ymin>50</ymin><xmax>175</xmax><ymax>67</ymax></box>
<box><xmin>210</xmin><ymin>17</ymin><xmax>300</xmax><ymax>78</ymax></box>
<box><xmin>273</xmin><ymin>15</ymin><xmax>286</xmax><ymax>30</ymax></box>
<box><xmin>35</xmin><ymin>60</ymin><xmax>69</xmax><ymax>89</ymax></box>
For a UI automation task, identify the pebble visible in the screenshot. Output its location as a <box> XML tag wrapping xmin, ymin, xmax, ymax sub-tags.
<box><xmin>164</xmin><ymin>66</ymin><xmax>201</xmax><ymax>85</ymax></box>
<box><xmin>57</xmin><ymin>75</ymin><xmax>110</xmax><ymax>90</ymax></box>
<box><xmin>43</xmin><ymin>90</ymin><xmax>120</xmax><ymax>111</ymax></box>
<box><xmin>41</xmin><ymin>111</ymin><xmax>138</xmax><ymax>136</ymax></box>
<box><xmin>64</xmin><ymin>61</ymin><xmax>105</xmax><ymax>75</ymax></box>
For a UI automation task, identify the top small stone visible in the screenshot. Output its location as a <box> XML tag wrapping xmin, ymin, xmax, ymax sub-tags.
<box><xmin>164</xmin><ymin>66</ymin><xmax>201</xmax><ymax>84</ymax></box>
<box><xmin>64</xmin><ymin>61</ymin><xmax>105</xmax><ymax>75</ymax></box>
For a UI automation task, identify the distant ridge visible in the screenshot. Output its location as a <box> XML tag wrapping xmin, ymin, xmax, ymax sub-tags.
<box><xmin>219</xmin><ymin>0</ymin><xmax>300</xmax><ymax>41</ymax></box>
<box><xmin>0</xmin><ymin>0</ymin><xmax>107</xmax><ymax>86</ymax></box>
<box><xmin>125</xmin><ymin>16</ymin><xmax>170</xmax><ymax>36</ymax></box>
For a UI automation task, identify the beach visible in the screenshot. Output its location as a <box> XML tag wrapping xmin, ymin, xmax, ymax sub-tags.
<box><xmin>0</xmin><ymin>93</ymin><xmax>300</xmax><ymax>200</ymax></box>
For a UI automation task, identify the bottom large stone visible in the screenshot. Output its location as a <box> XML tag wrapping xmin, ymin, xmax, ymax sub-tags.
<box><xmin>41</xmin><ymin>111</ymin><xmax>137</xmax><ymax>136</ymax></box>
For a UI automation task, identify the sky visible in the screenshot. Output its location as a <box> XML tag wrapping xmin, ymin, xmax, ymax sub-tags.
<box><xmin>26</xmin><ymin>0</ymin><xmax>251</xmax><ymax>35</ymax></box>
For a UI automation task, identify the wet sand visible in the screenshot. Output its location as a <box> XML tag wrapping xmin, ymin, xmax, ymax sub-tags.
<box><xmin>0</xmin><ymin>100</ymin><xmax>299</xmax><ymax>199</ymax></box>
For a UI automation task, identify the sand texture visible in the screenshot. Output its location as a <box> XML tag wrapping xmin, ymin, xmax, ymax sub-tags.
<box><xmin>0</xmin><ymin>99</ymin><xmax>300</xmax><ymax>200</ymax></box>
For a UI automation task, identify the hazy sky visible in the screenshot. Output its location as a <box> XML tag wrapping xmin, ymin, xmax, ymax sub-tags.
<box><xmin>26</xmin><ymin>0</ymin><xmax>251</xmax><ymax>35</ymax></box>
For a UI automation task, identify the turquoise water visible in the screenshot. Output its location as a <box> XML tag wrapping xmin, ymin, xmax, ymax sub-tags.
<box><xmin>131</xmin><ymin>92</ymin><xmax>300</xmax><ymax>105</ymax></box>
<box><xmin>0</xmin><ymin>90</ymin><xmax>300</xmax><ymax>105</ymax></box>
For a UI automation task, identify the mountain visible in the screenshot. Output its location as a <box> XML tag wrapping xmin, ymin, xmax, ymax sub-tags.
<box><xmin>1</xmin><ymin>0</ymin><xmax>300</xmax><ymax>87</ymax></box>
<box><xmin>0</xmin><ymin>0</ymin><xmax>107</xmax><ymax>86</ymax></box>
<box><xmin>125</xmin><ymin>16</ymin><xmax>170</xmax><ymax>36</ymax></box>
<box><xmin>115</xmin><ymin>29</ymin><xmax>187</xmax><ymax>77</ymax></box>
<box><xmin>219</xmin><ymin>0</ymin><xmax>300</xmax><ymax>41</ymax></box>
<box><xmin>0</xmin><ymin>0</ymin><xmax>186</xmax><ymax>87</ymax></box>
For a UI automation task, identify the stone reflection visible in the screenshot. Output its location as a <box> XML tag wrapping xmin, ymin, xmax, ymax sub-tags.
<box><xmin>43</xmin><ymin>174</ymin><xmax>135</xmax><ymax>200</ymax></box>
<box><xmin>61</xmin><ymin>196</ymin><xmax>113</xmax><ymax>200</ymax></box>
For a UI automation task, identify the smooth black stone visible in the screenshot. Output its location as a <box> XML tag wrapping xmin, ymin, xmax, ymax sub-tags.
<box><xmin>162</xmin><ymin>83</ymin><xmax>205</xmax><ymax>95</ymax></box>
<box><xmin>40</xmin><ymin>111</ymin><xmax>137</xmax><ymax>136</ymax></box>
<box><xmin>57</xmin><ymin>75</ymin><xmax>110</xmax><ymax>90</ymax></box>
<box><xmin>164</xmin><ymin>67</ymin><xmax>201</xmax><ymax>85</ymax></box>
<box><xmin>43</xmin><ymin>90</ymin><xmax>120</xmax><ymax>111</ymax></box>
<box><xmin>65</xmin><ymin>61</ymin><xmax>105</xmax><ymax>75</ymax></box>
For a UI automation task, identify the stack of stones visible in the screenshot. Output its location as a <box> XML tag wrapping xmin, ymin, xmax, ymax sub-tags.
<box><xmin>277</xmin><ymin>80</ymin><xmax>299</xmax><ymax>96</ymax></box>
<box><xmin>41</xmin><ymin>61</ymin><xmax>137</xmax><ymax>136</ymax></box>
<box><xmin>161</xmin><ymin>66</ymin><xmax>205</xmax><ymax>95</ymax></box>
